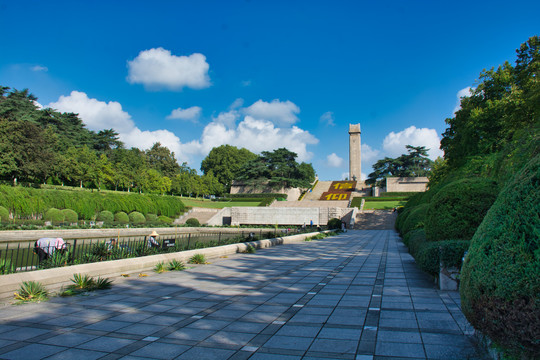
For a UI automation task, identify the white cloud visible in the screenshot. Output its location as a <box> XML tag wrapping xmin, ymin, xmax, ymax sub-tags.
<box><xmin>127</xmin><ymin>47</ymin><xmax>210</xmax><ymax>91</ymax></box>
<box><xmin>320</xmin><ymin>111</ymin><xmax>335</xmax><ymax>126</ymax></box>
<box><xmin>31</xmin><ymin>65</ymin><xmax>48</xmax><ymax>72</ymax></box>
<box><xmin>453</xmin><ymin>86</ymin><xmax>472</xmax><ymax>113</ymax></box>
<box><xmin>361</xmin><ymin>144</ymin><xmax>380</xmax><ymax>164</ymax></box>
<box><xmin>243</xmin><ymin>99</ymin><xmax>300</xmax><ymax>126</ymax></box>
<box><xmin>382</xmin><ymin>126</ymin><xmax>443</xmax><ymax>160</ymax></box>
<box><xmin>47</xmin><ymin>91</ymin><xmax>185</xmax><ymax>159</ymax></box>
<box><xmin>241</xmin><ymin>80</ymin><xmax>252</xmax><ymax>87</ymax></box>
<box><xmin>32</xmin><ymin>100</ymin><xmax>43</xmax><ymax>110</ymax></box>
<box><xmin>166</xmin><ymin>106</ymin><xmax>201</xmax><ymax>122</ymax></box>
<box><xmin>229</xmin><ymin>98</ymin><xmax>244</xmax><ymax>110</ymax></box>
<box><xmin>48</xmin><ymin>91</ymin><xmax>134</xmax><ymax>133</ymax></box>
<box><xmin>326</xmin><ymin>153</ymin><xmax>343</xmax><ymax>167</ymax></box>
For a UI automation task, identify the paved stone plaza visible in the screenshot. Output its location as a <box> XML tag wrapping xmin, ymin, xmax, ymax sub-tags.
<box><xmin>0</xmin><ymin>230</ymin><xmax>487</xmax><ymax>360</ymax></box>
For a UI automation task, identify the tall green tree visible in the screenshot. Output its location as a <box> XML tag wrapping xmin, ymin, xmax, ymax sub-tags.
<box><xmin>146</xmin><ymin>142</ymin><xmax>180</xmax><ymax>178</ymax></box>
<box><xmin>201</xmin><ymin>145</ymin><xmax>257</xmax><ymax>189</ymax></box>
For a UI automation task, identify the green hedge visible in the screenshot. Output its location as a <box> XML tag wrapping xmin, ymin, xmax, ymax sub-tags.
<box><xmin>129</xmin><ymin>211</ymin><xmax>146</xmax><ymax>224</ymax></box>
<box><xmin>185</xmin><ymin>218</ymin><xmax>200</xmax><ymax>227</ymax></box>
<box><xmin>380</xmin><ymin>192</ymin><xmax>416</xmax><ymax>198</ymax></box>
<box><xmin>460</xmin><ymin>154</ymin><xmax>540</xmax><ymax>357</ymax></box>
<box><xmin>96</xmin><ymin>210</ymin><xmax>114</xmax><ymax>223</ymax></box>
<box><xmin>224</xmin><ymin>193</ymin><xmax>287</xmax><ymax>199</ymax></box>
<box><xmin>158</xmin><ymin>215</ymin><xmax>173</xmax><ymax>224</ymax></box>
<box><xmin>400</xmin><ymin>203</ymin><xmax>428</xmax><ymax>236</ymax></box>
<box><xmin>424</xmin><ymin>178</ymin><xmax>498</xmax><ymax>241</ymax></box>
<box><xmin>415</xmin><ymin>240</ymin><xmax>470</xmax><ymax>276</ymax></box>
<box><xmin>145</xmin><ymin>213</ymin><xmax>158</xmax><ymax>222</ymax></box>
<box><xmin>44</xmin><ymin>208</ymin><xmax>63</xmax><ymax>222</ymax></box>
<box><xmin>114</xmin><ymin>211</ymin><xmax>129</xmax><ymax>224</ymax></box>
<box><xmin>62</xmin><ymin>209</ymin><xmax>78</xmax><ymax>223</ymax></box>
<box><xmin>0</xmin><ymin>206</ymin><xmax>8</xmax><ymax>222</ymax></box>
<box><xmin>327</xmin><ymin>218</ymin><xmax>342</xmax><ymax>230</ymax></box>
<box><xmin>0</xmin><ymin>185</ymin><xmax>185</xmax><ymax>220</ymax></box>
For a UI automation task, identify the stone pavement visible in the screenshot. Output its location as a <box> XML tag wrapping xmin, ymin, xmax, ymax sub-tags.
<box><xmin>0</xmin><ymin>230</ymin><xmax>488</xmax><ymax>360</ymax></box>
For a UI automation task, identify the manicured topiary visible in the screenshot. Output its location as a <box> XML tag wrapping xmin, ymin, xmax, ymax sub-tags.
<box><xmin>400</xmin><ymin>203</ymin><xmax>428</xmax><ymax>236</ymax></box>
<box><xmin>185</xmin><ymin>218</ymin><xmax>200</xmax><ymax>227</ymax></box>
<box><xmin>424</xmin><ymin>178</ymin><xmax>498</xmax><ymax>241</ymax></box>
<box><xmin>128</xmin><ymin>211</ymin><xmax>146</xmax><ymax>224</ymax></box>
<box><xmin>395</xmin><ymin>206</ymin><xmax>412</xmax><ymax>233</ymax></box>
<box><xmin>114</xmin><ymin>211</ymin><xmax>129</xmax><ymax>224</ymax></box>
<box><xmin>0</xmin><ymin>206</ymin><xmax>9</xmax><ymax>222</ymax></box>
<box><xmin>96</xmin><ymin>210</ymin><xmax>114</xmax><ymax>223</ymax></box>
<box><xmin>415</xmin><ymin>240</ymin><xmax>470</xmax><ymax>277</ymax></box>
<box><xmin>460</xmin><ymin>154</ymin><xmax>540</xmax><ymax>357</ymax></box>
<box><xmin>44</xmin><ymin>208</ymin><xmax>63</xmax><ymax>223</ymax></box>
<box><xmin>158</xmin><ymin>215</ymin><xmax>172</xmax><ymax>224</ymax></box>
<box><xmin>327</xmin><ymin>218</ymin><xmax>342</xmax><ymax>230</ymax></box>
<box><xmin>61</xmin><ymin>209</ymin><xmax>78</xmax><ymax>223</ymax></box>
<box><xmin>145</xmin><ymin>213</ymin><xmax>158</xmax><ymax>222</ymax></box>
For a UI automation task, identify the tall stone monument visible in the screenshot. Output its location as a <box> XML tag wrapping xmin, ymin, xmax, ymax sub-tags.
<box><xmin>349</xmin><ymin>123</ymin><xmax>361</xmax><ymax>181</ymax></box>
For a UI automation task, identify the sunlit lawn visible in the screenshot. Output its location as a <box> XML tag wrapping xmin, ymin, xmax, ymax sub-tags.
<box><xmin>363</xmin><ymin>200</ymin><xmax>406</xmax><ymax>210</ymax></box>
<box><xmin>181</xmin><ymin>198</ymin><xmax>262</xmax><ymax>208</ymax></box>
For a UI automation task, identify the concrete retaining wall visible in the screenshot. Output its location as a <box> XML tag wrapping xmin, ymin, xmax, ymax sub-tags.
<box><xmin>0</xmin><ymin>231</ymin><xmax>328</xmax><ymax>302</ymax></box>
<box><xmin>386</xmin><ymin>177</ymin><xmax>429</xmax><ymax>192</ymax></box>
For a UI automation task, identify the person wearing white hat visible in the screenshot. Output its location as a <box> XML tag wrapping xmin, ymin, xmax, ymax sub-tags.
<box><xmin>147</xmin><ymin>231</ymin><xmax>160</xmax><ymax>248</ymax></box>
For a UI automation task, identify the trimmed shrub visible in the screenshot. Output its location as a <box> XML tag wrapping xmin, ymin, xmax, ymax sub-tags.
<box><xmin>158</xmin><ymin>215</ymin><xmax>172</xmax><ymax>224</ymax></box>
<box><xmin>61</xmin><ymin>209</ymin><xmax>78</xmax><ymax>223</ymax></box>
<box><xmin>185</xmin><ymin>218</ymin><xmax>200</xmax><ymax>227</ymax></box>
<box><xmin>327</xmin><ymin>218</ymin><xmax>342</xmax><ymax>230</ymax></box>
<box><xmin>129</xmin><ymin>211</ymin><xmax>146</xmax><ymax>224</ymax></box>
<box><xmin>424</xmin><ymin>178</ymin><xmax>498</xmax><ymax>241</ymax></box>
<box><xmin>415</xmin><ymin>240</ymin><xmax>470</xmax><ymax>277</ymax></box>
<box><xmin>404</xmin><ymin>228</ymin><xmax>427</xmax><ymax>258</ymax></box>
<box><xmin>0</xmin><ymin>206</ymin><xmax>9</xmax><ymax>222</ymax></box>
<box><xmin>97</xmin><ymin>210</ymin><xmax>114</xmax><ymax>223</ymax></box>
<box><xmin>145</xmin><ymin>213</ymin><xmax>158</xmax><ymax>222</ymax></box>
<box><xmin>114</xmin><ymin>211</ymin><xmax>129</xmax><ymax>224</ymax></box>
<box><xmin>460</xmin><ymin>154</ymin><xmax>540</xmax><ymax>357</ymax></box>
<box><xmin>44</xmin><ymin>208</ymin><xmax>63</xmax><ymax>223</ymax></box>
<box><xmin>400</xmin><ymin>203</ymin><xmax>428</xmax><ymax>236</ymax></box>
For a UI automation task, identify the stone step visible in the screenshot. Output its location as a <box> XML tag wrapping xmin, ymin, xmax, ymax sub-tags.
<box><xmin>354</xmin><ymin>210</ymin><xmax>397</xmax><ymax>230</ymax></box>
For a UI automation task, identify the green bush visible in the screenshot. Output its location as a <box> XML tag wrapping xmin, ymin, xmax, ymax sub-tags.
<box><xmin>97</xmin><ymin>210</ymin><xmax>114</xmax><ymax>223</ymax></box>
<box><xmin>327</xmin><ymin>218</ymin><xmax>342</xmax><ymax>230</ymax></box>
<box><xmin>62</xmin><ymin>209</ymin><xmax>78</xmax><ymax>223</ymax></box>
<box><xmin>114</xmin><ymin>211</ymin><xmax>129</xmax><ymax>224</ymax></box>
<box><xmin>129</xmin><ymin>211</ymin><xmax>146</xmax><ymax>224</ymax></box>
<box><xmin>424</xmin><ymin>178</ymin><xmax>498</xmax><ymax>241</ymax></box>
<box><xmin>404</xmin><ymin>228</ymin><xmax>427</xmax><ymax>258</ymax></box>
<box><xmin>145</xmin><ymin>213</ymin><xmax>158</xmax><ymax>222</ymax></box>
<box><xmin>44</xmin><ymin>208</ymin><xmax>63</xmax><ymax>223</ymax></box>
<box><xmin>158</xmin><ymin>215</ymin><xmax>172</xmax><ymax>224</ymax></box>
<box><xmin>185</xmin><ymin>218</ymin><xmax>200</xmax><ymax>227</ymax></box>
<box><xmin>415</xmin><ymin>240</ymin><xmax>470</xmax><ymax>277</ymax></box>
<box><xmin>395</xmin><ymin>206</ymin><xmax>413</xmax><ymax>233</ymax></box>
<box><xmin>0</xmin><ymin>206</ymin><xmax>9</xmax><ymax>222</ymax></box>
<box><xmin>400</xmin><ymin>203</ymin><xmax>428</xmax><ymax>236</ymax></box>
<box><xmin>460</xmin><ymin>154</ymin><xmax>540</xmax><ymax>357</ymax></box>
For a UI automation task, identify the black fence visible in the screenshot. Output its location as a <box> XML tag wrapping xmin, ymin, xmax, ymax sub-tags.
<box><xmin>0</xmin><ymin>227</ymin><xmax>315</xmax><ymax>274</ymax></box>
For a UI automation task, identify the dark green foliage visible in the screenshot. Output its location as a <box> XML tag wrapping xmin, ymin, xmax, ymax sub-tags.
<box><xmin>0</xmin><ymin>259</ymin><xmax>15</xmax><ymax>274</ymax></box>
<box><xmin>44</xmin><ymin>208</ymin><xmax>63</xmax><ymax>222</ymax></box>
<box><xmin>200</xmin><ymin>144</ymin><xmax>258</xmax><ymax>188</ymax></box>
<box><xmin>327</xmin><ymin>218</ymin><xmax>342</xmax><ymax>230</ymax></box>
<box><xmin>0</xmin><ymin>205</ymin><xmax>8</xmax><ymax>222</ymax></box>
<box><xmin>380</xmin><ymin>192</ymin><xmax>415</xmax><ymax>198</ymax></box>
<box><xmin>185</xmin><ymin>218</ymin><xmax>200</xmax><ymax>227</ymax></box>
<box><xmin>403</xmin><ymin>229</ymin><xmax>427</xmax><ymax>257</ymax></box>
<box><xmin>97</xmin><ymin>210</ymin><xmax>114</xmax><ymax>223</ymax></box>
<box><xmin>61</xmin><ymin>209</ymin><xmax>78</xmax><ymax>223</ymax></box>
<box><xmin>145</xmin><ymin>213</ymin><xmax>158</xmax><ymax>222</ymax></box>
<box><xmin>0</xmin><ymin>185</ymin><xmax>185</xmax><ymax>221</ymax></box>
<box><xmin>415</xmin><ymin>240</ymin><xmax>470</xmax><ymax>277</ymax></box>
<box><xmin>114</xmin><ymin>211</ymin><xmax>129</xmax><ymax>224</ymax></box>
<box><xmin>167</xmin><ymin>259</ymin><xmax>185</xmax><ymax>271</ymax></box>
<box><xmin>400</xmin><ymin>203</ymin><xmax>428</xmax><ymax>236</ymax></box>
<box><xmin>158</xmin><ymin>215</ymin><xmax>172</xmax><ymax>224</ymax></box>
<box><xmin>225</xmin><ymin>193</ymin><xmax>288</xmax><ymax>199</ymax></box>
<box><xmin>424</xmin><ymin>178</ymin><xmax>498</xmax><ymax>241</ymax></box>
<box><xmin>460</xmin><ymin>154</ymin><xmax>540</xmax><ymax>357</ymax></box>
<box><xmin>128</xmin><ymin>211</ymin><xmax>146</xmax><ymax>224</ymax></box>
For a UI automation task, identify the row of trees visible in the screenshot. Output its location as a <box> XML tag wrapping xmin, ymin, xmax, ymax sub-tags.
<box><xmin>365</xmin><ymin>145</ymin><xmax>433</xmax><ymax>187</ymax></box>
<box><xmin>0</xmin><ymin>87</ymin><xmax>316</xmax><ymax>196</ymax></box>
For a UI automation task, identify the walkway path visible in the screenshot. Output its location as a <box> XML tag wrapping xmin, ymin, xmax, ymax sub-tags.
<box><xmin>0</xmin><ymin>230</ymin><xmax>487</xmax><ymax>359</ymax></box>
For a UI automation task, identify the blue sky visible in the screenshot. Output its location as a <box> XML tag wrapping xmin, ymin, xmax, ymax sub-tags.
<box><xmin>1</xmin><ymin>0</ymin><xmax>538</xmax><ymax>181</ymax></box>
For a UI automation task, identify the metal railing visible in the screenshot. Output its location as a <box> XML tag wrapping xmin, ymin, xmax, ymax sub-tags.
<box><xmin>0</xmin><ymin>227</ymin><xmax>315</xmax><ymax>274</ymax></box>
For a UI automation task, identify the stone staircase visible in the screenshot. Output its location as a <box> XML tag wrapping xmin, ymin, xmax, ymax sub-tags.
<box><xmin>302</xmin><ymin>181</ymin><xmax>333</xmax><ymax>201</ymax></box>
<box><xmin>353</xmin><ymin>210</ymin><xmax>397</xmax><ymax>230</ymax></box>
<box><xmin>174</xmin><ymin>207</ymin><xmax>220</xmax><ymax>225</ymax></box>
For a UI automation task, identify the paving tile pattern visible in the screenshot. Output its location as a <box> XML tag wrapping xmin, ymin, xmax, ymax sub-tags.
<box><xmin>0</xmin><ymin>230</ymin><xmax>488</xmax><ymax>359</ymax></box>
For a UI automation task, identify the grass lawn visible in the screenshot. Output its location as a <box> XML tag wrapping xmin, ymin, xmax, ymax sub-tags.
<box><xmin>363</xmin><ymin>200</ymin><xmax>407</xmax><ymax>210</ymax></box>
<box><xmin>181</xmin><ymin>198</ymin><xmax>262</xmax><ymax>208</ymax></box>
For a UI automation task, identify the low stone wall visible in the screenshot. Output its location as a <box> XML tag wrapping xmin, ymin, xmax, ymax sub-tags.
<box><xmin>386</xmin><ymin>177</ymin><xmax>429</xmax><ymax>192</ymax></box>
<box><xmin>0</xmin><ymin>231</ymin><xmax>327</xmax><ymax>303</ymax></box>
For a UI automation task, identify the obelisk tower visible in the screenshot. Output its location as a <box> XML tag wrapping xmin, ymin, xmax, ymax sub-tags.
<box><xmin>349</xmin><ymin>124</ymin><xmax>361</xmax><ymax>181</ymax></box>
